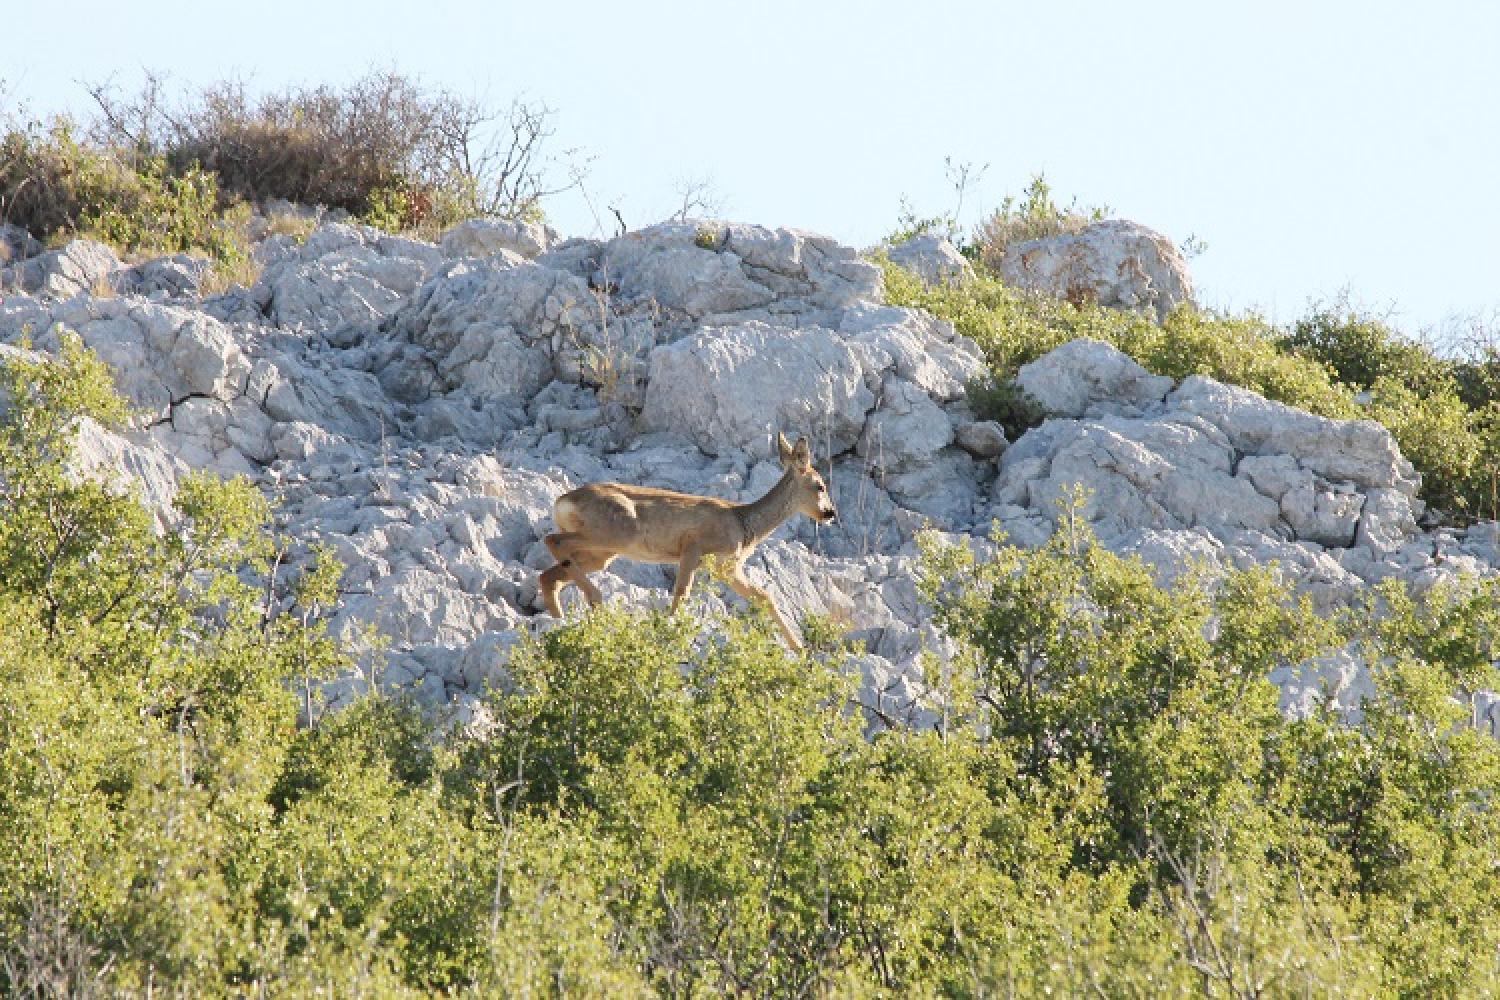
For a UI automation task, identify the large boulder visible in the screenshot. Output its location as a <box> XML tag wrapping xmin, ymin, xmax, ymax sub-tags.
<box><xmin>838</xmin><ymin>305</ymin><xmax>985</xmax><ymax>402</ymax></box>
<box><xmin>0</xmin><ymin>343</ymin><xmax>186</xmax><ymax>524</ymax></box>
<box><xmin>642</xmin><ymin>320</ymin><xmax>875</xmax><ymax>458</ymax></box>
<box><xmin>383</xmin><ymin>255</ymin><xmax>598</xmax><ymax>407</ymax></box>
<box><xmin>255</xmin><ymin>223</ymin><xmax>440</xmax><ymax>337</ymax></box>
<box><xmin>6</xmin><ymin>239</ymin><xmax>121</xmax><ymax>299</ymax></box>
<box><xmin>602</xmin><ymin>223</ymin><xmax>775</xmax><ymax>319</ymax></box>
<box><xmin>997</xmin><ymin>220</ymin><xmax>1193</xmax><ymax>320</ymax></box>
<box><xmin>993</xmin><ymin>342</ymin><xmax>1428</xmax><ymax>606</ymax></box>
<box><xmin>0</xmin><ymin>223</ymin><xmax>43</xmax><ymax>263</ymax></box>
<box><xmin>602</xmin><ymin>221</ymin><xmax>881</xmax><ymax>321</ymax></box>
<box><xmin>116</xmin><ymin>254</ymin><xmax>211</xmax><ymax>298</ymax></box>
<box><xmin>886</xmin><ymin>234</ymin><xmax>972</xmax><ymax>287</ymax></box>
<box><xmin>441</xmin><ymin>218</ymin><xmax>558</xmax><ymax>260</ymax></box>
<box><xmin>857</xmin><ymin>377</ymin><xmax>953</xmax><ymax>472</ymax></box>
<box><xmin>1015</xmin><ymin>338</ymin><xmax>1173</xmax><ymax>418</ymax></box>
<box><xmin>1167</xmin><ymin>377</ymin><xmax>1418</xmax><ymax>494</ymax></box>
<box><xmin>9</xmin><ymin>300</ymin><xmax>250</xmax><ymax>417</ymax></box>
<box><xmin>997</xmin><ymin>413</ymin><xmax>1281</xmax><ymax>543</ymax></box>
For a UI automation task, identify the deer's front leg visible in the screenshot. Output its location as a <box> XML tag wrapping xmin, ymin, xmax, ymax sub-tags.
<box><xmin>670</xmin><ymin>547</ymin><xmax>704</xmax><ymax>612</ymax></box>
<box><xmin>727</xmin><ymin>567</ymin><xmax>803</xmax><ymax>652</ymax></box>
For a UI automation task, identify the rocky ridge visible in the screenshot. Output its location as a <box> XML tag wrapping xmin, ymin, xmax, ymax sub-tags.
<box><xmin>3</xmin><ymin>218</ymin><xmax>1497</xmax><ymax>733</ymax></box>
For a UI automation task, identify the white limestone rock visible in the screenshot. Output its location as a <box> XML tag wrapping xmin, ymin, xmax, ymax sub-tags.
<box><xmin>1355</xmin><ymin>487</ymin><xmax>1422</xmax><ymax>556</ymax></box>
<box><xmin>1169</xmin><ymin>376</ymin><xmax>1418</xmax><ymax>494</ymax></box>
<box><xmin>999</xmin><ymin>414</ymin><xmax>1280</xmax><ymax>543</ymax></box>
<box><xmin>1271</xmin><ymin>649</ymin><xmax>1375</xmax><ymax>720</ymax></box>
<box><xmin>858</xmin><ymin>377</ymin><xmax>953</xmax><ymax>472</ymax></box>
<box><xmin>118</xmin><ymin>254</ymin><xmax>211</xmax><ymax>299</ymax></box>
<box><xmin>257</xmin><ymin>223</ymin><xmax>439</xmax><ymax>335</ymax></box>
<box><xmin>0</xmin><ymin>223</ymin><xmax>43</xmax><ymax>262</ymax></box>
<box><xmin>1015</xmin><ymin>338</ymin><xmax>1174</xmax><ymax>418</ymax></box>
<box><xmin>1</xmin><ymin>342</ymin><xmax>186</xmax><ymax>524</ymax></box>
<box><xmin>602</xmin><ymin>222</ymin><xmax>774</xmax><ymax>318</ymax></box>
<box><xmin>7</xmin><ymin>300</ymin><xmax>250</xmax><ymax>419</ymax></box>
<box><xmin>603</xmin><ymin>221</ymin><xmax>881</xmax><ymax>321</ymax></box>
<box><xmin>838</xmin><ymin>305</ymin><xmax>986</xmax><ymax>402</ymax></box>
<box><xmin>997</xmin><ymin>219</ymin><xmax>1193</xmax><ymax>320</ymax></box>
<box><xmin>642</xmin><ymin>320</ymin><xmax>875</xmax><ymax>458</ymax></box>
<box><xmin>72</xmin><ymin>418</ymin><xmax>186</xmax><ymax>524</ymax></box>
<box><xmin>441</xmin><ymin>218</ymin><xmax>558</xmax><ymax>260</ymax></box>
<box><xmin>1120</xmin><ymin>528</ymin><xmax>1226</xmax><ymax>585</ymax></box>
<box><xmin>879</xmin><ymin>450</ymin><xmax>988</xmax><ymax>525</ymax></box>
<box><xmin>954</xmin><ymin>419</ymin><xmax>1008</xmax><ymax>459</ymax></box>
<box><xmin>886</xmin><ymin>234</ymin><xmax>973</xmax><ymax>287</ymax></box>
<box><xmin>386</xmin><ymin>255</ymin><xmax>596</xmax><ymax>406</ymax></box>
<box><xmin>6</xmin><ymin>239</ymin><xmax>121</xmax><ymax>299</ymax></box>
<box><xmin>1237</xmin><ymin>455</ymin><xmax>1365</xmax><ymax>548</ymax></box>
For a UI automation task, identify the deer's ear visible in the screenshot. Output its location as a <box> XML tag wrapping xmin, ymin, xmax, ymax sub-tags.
<box><xmin>776</xmin><ymin>431</ymin><xmax>795</xmax><ymax>466</ymax></box>
<box><xmin>792</xmin><ymin>437</ymin><xmax>811</xmax><ymax>466</ymax></box>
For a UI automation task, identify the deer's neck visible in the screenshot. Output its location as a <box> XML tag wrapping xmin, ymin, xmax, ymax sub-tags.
<box><xmin>736</xmin><ymin>470</ymin><xmax>800</xmax><ymax>548</ymax></box>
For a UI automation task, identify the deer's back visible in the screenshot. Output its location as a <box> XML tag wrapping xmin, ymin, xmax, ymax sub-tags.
<box><xmin>554</xmin><ymin>481</ymin><xmax>740</xmax><ymax>562</ymax></box>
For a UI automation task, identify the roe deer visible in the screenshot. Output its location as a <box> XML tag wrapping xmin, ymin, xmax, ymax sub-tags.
<box><xmin>538</xmin><ymin>432</ymin><xmax>837</xmax><ymax>651</ymax></box>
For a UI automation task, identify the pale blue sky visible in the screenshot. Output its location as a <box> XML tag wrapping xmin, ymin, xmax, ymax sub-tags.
<box><xmin>6</xmin><ymin>1</ymin><xmax>1497</xmax><ymax>336</ymax></box>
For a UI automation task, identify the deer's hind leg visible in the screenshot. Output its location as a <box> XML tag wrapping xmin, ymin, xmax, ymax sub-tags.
<box><xmin>541</xmin><ymin>532</ymin><xmax>613</xmax><ymax>616</ymax></box>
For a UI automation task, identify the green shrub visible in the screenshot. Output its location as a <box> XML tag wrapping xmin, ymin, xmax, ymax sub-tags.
<box><xmin>1107</xmin><ymin>306</ymin><xmax>1353</xmax><ymax>418</ymax></box>
<box><xmin>157</xmin><ymin>74</ymin><xmax>440</xmax><ymax>220</ymax></box>
<box><xmin>3</xmin><ymin>70</ymin><xmax>564</xmax><ymax>268</ymax></box>
<box><xmin>1278</xmin><ymin>304</ymin><xmax>1500</xmax><ymax>520</ymax></box>
<box><xmin>0</xmin><ymin>118</ymin><xmax>250</xmax><ymax>264</ymax></box>
<box><xmin>0</xmin><ymin>118</ymin><xmax>110</xmax><ymax>242</ymax></box>
<box><xmin>921</xmin><ymin>505</ymin><xmax>1500</xmax><ymax>994</ymax></box>
<box><xmin>1280</xmin><ymin>303</ymin><xmax>1449</xmax><ymax>391</ymax></box>
<box><xmin>88</xmin><ymin>70</ymin><xmax>560</xmax><ymax>234</ymax></box>
<box><xmin>964</xmin><ymin>374</ymin><xmax>1049</xmax><ymax>439</ymax></box>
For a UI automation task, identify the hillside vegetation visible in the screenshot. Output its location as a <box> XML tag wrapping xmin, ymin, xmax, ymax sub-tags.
<box><xmin>3</xmin><ymin>333</ymin><xmax>1500</xmax><ymax>996</ymax></box>
<box><xmin>1</xmin><ymin>71</ymin><xmax>557</xmax><ymax>272</ymax></box>
<box><xmin>3</xmin><ymin>82</ymin><xmax>1500</xmax><ymax>996</ymax></box>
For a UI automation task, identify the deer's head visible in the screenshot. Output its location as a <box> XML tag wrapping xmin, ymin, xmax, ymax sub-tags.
<box><xmin>777</xmin><ymin>432</ymin><xmax>838</xmax><ymax>524</ymax></box>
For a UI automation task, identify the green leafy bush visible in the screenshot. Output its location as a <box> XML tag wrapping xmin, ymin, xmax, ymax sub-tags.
<box><xmin>1280</xmin><ymin>303</ymin><xmax>1450</xmax><ymax>391</ymax></box>
<box><xmin>0</xmin><ymin>118</ymin><xmax>250</xmax><ymax>265</ymax></box>
<box><xmin>2</xmin><ymin>70</ymin><xmax>564</xmax><ymax>268</ymax></box>
<box><xmin>920</xmin><ymin>504</ymin><xmax>1500</xmax><ymax>995</ymax></box>
<box><xmin>88</xmin><ymin>71</ymin><xmax>561</xmax><ymax>234</ymax></box>
<box><xmin>4</xmin><ymin>336</ymin><xmax>1500</xmax><ymax>995</ymax></box>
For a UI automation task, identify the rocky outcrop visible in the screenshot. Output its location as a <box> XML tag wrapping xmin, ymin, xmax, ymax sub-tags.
<box><xmin>886</xmin><ymin>234</ymin><xmax>972</xmax><ymax>287</ymax></box>
<box><xmin>1016</xmin><ymin>338</ymin><xmax>1174</xmax><ymax>418</ymax></box>
<box><xmin>993</xmin><ymin>341</ymin><xmax>1438</xmax><ymax>619</ymax></box>
<box><xmin>0</xmin><ymin>223</ymin><xmax>44</xmax><ymax>263</ymax></box>
<box><xmin>116</xmin><ymin>254</ymin><xmax>211</xmax><ymax>299</ymax></box>
<box><xmin>1</xmin><ymin>215</ymin><xmax>1494</xmax><ymax>731</ymax></box>
<box><xmin>2</xmin><ymin>239</ymin><xmax>121</xmax><ymax>298</ymax></box>
<box><xmin>441</xmin><ymin>218</ymin><xmax>559</xmax><ymax>260</ymax></box>
<box><xmin>997</xmin><ymin>219</ymin><xmax>1193</xmax><ymax>320</ymax></box>
<box><xmin>253</xmin><ymin>223</ymin><xmax>442</xmax><ymax>338</ymax></box>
